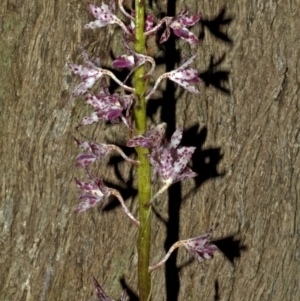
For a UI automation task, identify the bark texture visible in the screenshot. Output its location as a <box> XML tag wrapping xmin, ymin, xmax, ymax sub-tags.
<box><xmin>1</xmin><ymin>0</ymin><xmax>299</xmax><ymax>300</ymax></box>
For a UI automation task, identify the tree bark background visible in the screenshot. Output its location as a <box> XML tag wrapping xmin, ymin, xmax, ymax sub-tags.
<box><xmin>1</xmin><ymin>0</ymin><xmax>299</xmax><ymax>300</ymax></box>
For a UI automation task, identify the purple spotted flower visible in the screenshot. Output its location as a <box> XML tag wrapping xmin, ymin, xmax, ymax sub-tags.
<box><xmin>146</xmin><ymin>55</ymin><xmax>200</xmax><ymax>100</ymax></box>
<box><xmin>93</xmin><ymin>277</ymin><xmax>127</xmax><ymax>301</ymax></box>
<box><xmin>68</xmin><ymin>49</ymin><xmax>104</xmax><ymax>97</ymax></box>
<box><xmin>147</xmin><ymin>126</ymin><xmax>197</xmax><ymax>185</ymax></box>
<box><xmin>127</xmin><ymin>123</ymin><xmax>197</xmax><ymax>203</ymax></box>
<box><xmin>85</xmin><ymin>1</ymin><xmax>132</xmax><ymax>36</ymax></box>
<box><xmin>68</xmin><ymin>49</ymin><xmax>134</xmax><ymax>97</ymax></box>
<box><xmin>160</xmin><ymin>7</ymin><xmax>200</xmax><ymax>44</ymax></box>
<box><xmin>74</xmin><ymin>177</ymin><xmax>110</xmax><ymax>214</ymax></box>
<box><xmin>74</xmin><ymin>138</ymin><xmax>139</xmax><ymax>167</ymax></box>
<box><xmin>77</xmin><ymin>78</ymin><xmax>134</xmax><ymax>129</ymax></box>
<box><xmin>183</xmin><ymin>233</ymin><xmax>218</xmax><ymax>264</ymax></box>
<box><xmin>75</xmin><ymin>171</ymin><xmax>139</xmax><ymax>225</ymax></box>
<box><xmin>126</xmin><ymin>123</ymin><xmax>167</xmax><ymax>149</ymax></box>
<box><xmin>112</xmin><ymin>38</ymin><xmax>155</xmax><ymax>82</ymax></box>
<box><xmin>145</xmin><ymin>7</ymin><xmax>200</xmax><ymax>44</ymax></box>
<box><xmin>145</xmin><ymin>14</ymin><xmax>155</xmax><ymax>31</ymax></box>
<box><xmin>149</xmin><ymin>229</ymin><xmax>218</xmax><ymax>271</ymax></box>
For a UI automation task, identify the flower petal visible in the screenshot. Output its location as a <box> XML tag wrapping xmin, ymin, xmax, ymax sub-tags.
<box><xmin>159</xmin><ymin>26</ymin><xmax>171</xmax><ymax>43</ymax></box>
<box><xmin>68</xmin><ymin>63</ymin><xmax>103</xmax><ymax>96</ymax></box>
<box><xmin>173</xmin><ymin>146</ymin><xmax>196</xmax><ymax>174</ymax></box>
<box><xmin>160</xmin><ymin>148</ymin><xmax>174</xmax><ymax>182</ymax></box>
<box><xmin>85</xmin><ymin>3</ymin><xmax>115</xmax><ymax>30</ymax></box>
<box><xmin>169</xmin><ymin>69</ymin><xmax>200</xmax><ymax>93</ymax></box>
<box><xmin>74</xmin><ymin>177</ymin><xmax>110</xmax><ymax>214</ymax></box>
<box><xmin>177</xmin><ymin>8</ymin><xmax>200</xmax><ymax>27</ymax></box>
<box><xmin>76</xmin><ymin>153</ymin><xmax>97</xmax><ymax>167</ymax></box>
<box><xmin>168</xmin><ymin>127</ymin><xmax>183</xmax><ymax>149</ymax></box>
<box><xmin>112</xmin><ymin>55</ymin><xmax>135</xmax><ymax>68</ymax></box>
<box><xmin>75</xmin><ymin>197</ymin><xmax>99</xmax><ymax>213</ymax></box>
<box><xmin>145</xmin><ymin>14</ymin><xmax>154</xmax><ymax>31</ymax></box>
<box><xmin>184</xmin><ymin>233</ymin><xmax>218</xmax><ymax>264</ymax></box>
<box><xmin>127</xmin><ymin>123</ymin><xmax>167</xmax><ymax>148</ymax></box>
<box><xmin>74</xmin><ymin>178</ymin><xmax>94</xmax><ymax>192</ymax></box>
<box><xmin>172</xmin><ymin>167</ymin><xmax>197</xmax><ymax>183</ymax></box>
<box><xmin>172</xmin><ymin>27</ymin><xmax>199</xmax><ymax>44</ymax></box>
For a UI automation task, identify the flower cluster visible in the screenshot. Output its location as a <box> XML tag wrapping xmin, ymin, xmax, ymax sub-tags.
<box><xmin>127</xmin><ymin>123</ymin><xmax>198</xmax><ymax>203</ymax></box>
<box><xmin>69</xmin><ymin>0</ymin><xmax>201</xmax><ymax>209</ymax></box>
<box><xmin>68</xmin><ymin>1</ymin><xmax>218</xmax><ymax>299</ymax></box>
<box><xmin>68</xmin><ymin>2</ymin><xmax>201</xmax><ymax>102</ymax></box>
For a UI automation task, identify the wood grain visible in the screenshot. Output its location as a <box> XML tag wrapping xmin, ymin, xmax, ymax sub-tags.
<box><xmin>1</xmin><ymin>0</ymin><xmax>299</xmax><ymax>300</ymax></box>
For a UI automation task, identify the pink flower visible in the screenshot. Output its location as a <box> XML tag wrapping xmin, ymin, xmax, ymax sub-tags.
<box><xmin>167</xmin><ymin>55</ymin><xmax>200</xmax><ymax>93</ymax></box>
<box><xmin>127</xmin><ymin>123</ymin><xmax>197</xmax><ymax>202</ymax></box>
<box><xmin>93</xmin><ymin>277</ymin><xmax>127</xmax><ymax>301</ymax></box>
<box><xmin>160</xmin><ymin>7</ymin><xmax>200</xmax><ymax>44</ymax></box>
<box><xmin>126</xmin><ymin>123</ymin><xmax>167</xmax><ymax>149</ymax></box>
<box><xmin>74</xmin><ymin>171</ymin><xmax>139</xmax><ymax>225</ymax></box>
<box><xmin>68</xmin><ymin>49</ymin><xmax>134</xmax><ymax>97</ymax></box>
<box><xmin>145</xmin><ymin>14</ymin><xmax>155</xmax><ymax>31</ymax></box>
<box><xmin>68</xmin><ymin>50</ymin><xmax>104</xmax><ymax>97</ymax></box>
<box><xmin>74</xmin><ymin>177</ymin><xmax>110</xmax><ymax>214</ymax></box>
<box><xmin>146</xmin><ymin>55</ymin><xmax>200</xmax><ymax>100</ymax></box>
<box><xmin>127</xmin><ymin>13</ymin><xmax>155</xmax><ymax>35</ymax></box>
<box><xmin>74</xmin><ymin>138</ymin><xmax>139</xmax><ymax>167</ymax></box>
<box><xmin>147</xmin><ymin>126</ymin><xmax>197</xmax><ymax>185</ymax></box>
<box><xmin>112</xmin><ymin>38</ymin><xmax>155</xmax><ymax>82</ymax></box>
<box><xmin>85</xmin><ymin>2</ymin><xmax>131</xmax><ymax>36</ymax></box>
<box><xmin>77</xmin><ymin>78</ymin><xmax>134</xmax><ymax>129</ymax></box>
<box><xmin>149</xmin><ymin>229</ymin><xmax>218</xmax><ymax>271</ymax></box>
<box><xmin>183</xmin><ymin>233</ymin><xmax>218</xmax><ymax>264</ymax></box>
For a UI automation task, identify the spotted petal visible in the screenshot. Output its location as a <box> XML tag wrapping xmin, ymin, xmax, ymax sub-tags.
<box><xmin>127</xmin><ymin>123</ymin><xmax>167</xmax><ymax>148</ymax></box>
<box><xmin>184</xmin><ymin>233</ymin><xmax>218</xmax><ymax>264</ymax></box>
<box><xmin>74</xmin><ymin>178</ymin><xmax>110</xmax><ymax>213</ymax></box>
<box><xmin>84</xmin><ymin>2</ymin><xmax>131</xmax><ymax>36</ymax></box>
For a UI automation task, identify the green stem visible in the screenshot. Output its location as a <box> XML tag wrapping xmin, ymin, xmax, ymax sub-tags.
<box><xmin>134</xmin><ymin>1</ymin><xmax>152</xmax><ymax>301</ymax></box>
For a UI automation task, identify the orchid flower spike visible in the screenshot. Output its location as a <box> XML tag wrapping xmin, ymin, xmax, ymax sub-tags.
<box><xmin>93</xmin><ymin>277</ymin><xmax>128</xmax><ymax>301</ymax></box>
<box><xmin>146</xmin><ymin>55</ymin><xmax>200</xmax><ymax>100</ymax></box>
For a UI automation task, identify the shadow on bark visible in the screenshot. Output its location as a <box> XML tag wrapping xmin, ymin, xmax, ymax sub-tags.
<box><xmin>200</xmin><ymin>8</ymin><xmax>233</xmax><ymax>44</ymax></box>
<box><xmin>213</xmin><ymin>235</ymin><xmax>247</xmax><ymax>265</ymax></box>
<box><xmin>120</xmin><ymin>277</ymin><xmax>139</xmax><ymax>301</ymax></box>
<box><xmin>157</xmin><ymin>4</ymin><xmax>234</xmax><ymax>301</ymax></box>
<box><xmin>214</xmin><ymin>280</ymin><xmax>220</xmax><ymax>301</ymax></box>
<box><xmin>199</xmin><ymin>8</ymin><xmax>233</xmax><ymax>94</ymax></box>
<box><xmin>200</xmin><ymin>54</ymin><xmax>230</xmax><ymax>95</ymax></box>
<box><xmin>211</xmin><ymin>235</ymin><xmax>247</xmax><ymax>301</ymax></box>
<box><xmin>92</xmin><ymin>4</ymin><xmax>235</xmax><ymax>300</ymax></box>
